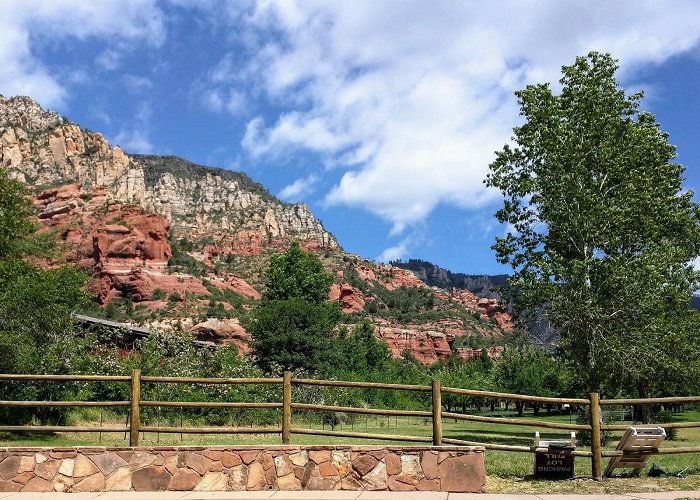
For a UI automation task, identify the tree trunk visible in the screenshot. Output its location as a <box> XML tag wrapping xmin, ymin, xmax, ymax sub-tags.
<box><xmin>638</xmin><ymin>383</ymin><xmax>652</xmax><ymax>424</ymax></box>
<box><xmin>533</xmin><ymin>403</ymin><xmax>540</xmax><ymax>416</ymax></box>
<box><xmin>515</xmin><ymin>401</ymin><xmax>524</xmax><ymax>417</ymax></box>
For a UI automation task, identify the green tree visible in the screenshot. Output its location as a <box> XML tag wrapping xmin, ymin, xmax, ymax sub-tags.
<box><xmin>263</xmin><ymin>241</ymin><xmax>333</xmax><ymax>303</ymax></box>
<box><xmin>249</xmin><ymin>242</ymin><xmax>340</xmax><ymax>374</ymax></box>
<box><xmin>0</xmin><ymin>169</ymin><xmax>34</xmax><ymax>258</ymax></box>
<box><xmin>0</xmin><ymin>169</ymin><xmax>90</xmax><ymax>376</ymax></box>
<box><xmin>248</xmin><ymin>298</ymin><xmax>341</xmax><ymax>374</ymax></box>
<box><xmin>0</xmin><ymin>168</ymin><xmax>91</xmax><ymax>423</ymax></box>
<box><xmin>493</xmin><ymin>345</ymin><xmax>563</xmax><ymax>416</ymax></box>
<box><xmin>486</xmin><ymin>52</ymin><xmax>700</xmax><ymax>396</ymax></box>
<box><xmin>331</xmin><ymin>320</ymin><xmax>391</xmax><ymax>376</ymax></box>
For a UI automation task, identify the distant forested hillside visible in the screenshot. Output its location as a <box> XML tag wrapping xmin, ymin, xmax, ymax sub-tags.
<box><xmin>391</xmin><ymin>259</ymin><xmax>508</xmax><ymax>299</ymax></box>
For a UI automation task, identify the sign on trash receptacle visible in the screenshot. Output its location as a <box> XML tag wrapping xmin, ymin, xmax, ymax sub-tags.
<box><xmin>534</xmin><ymin>450</ymin><xmax>575</xmax><ymax>479</ymax></box>
<box><xmin>533</xmin><ymin>431</ymin><xmax>576</xmax><ymax>479</ymax></box>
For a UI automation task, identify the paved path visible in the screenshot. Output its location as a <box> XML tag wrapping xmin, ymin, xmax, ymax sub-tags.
<box><xmin>1</xmin><ymin>492</ymin><xmax>699</xmax><ymax>499</ymax></box>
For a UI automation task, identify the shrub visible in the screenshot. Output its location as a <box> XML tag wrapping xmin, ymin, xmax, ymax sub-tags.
<box><xmin>653</xmin><ymin>410</ymin><xmax>678</xmax><ymax>440</ymax></box>
<box><xmin>576</xmin><ymin>408</ymin><xmax>611</xmax><ymax>447</ymax></box>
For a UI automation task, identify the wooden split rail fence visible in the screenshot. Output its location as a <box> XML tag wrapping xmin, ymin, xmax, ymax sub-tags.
<box><xmin>1</xmin><ymin>371</ymin><xmax>699</xmax><ymax>480</ymax></box>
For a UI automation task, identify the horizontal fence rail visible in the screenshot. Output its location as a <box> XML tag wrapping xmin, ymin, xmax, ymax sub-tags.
<box><xmin>0</xmin><ymin>401</ymin><xmax>129</xmax><ymax>407</ymax></box>
<box><xmin>1</xmin><ymin>371</ymin><xmax>698</xmax><ymax>481</ymax></box>
<box><xmin>291</xmin><ymin>378</ymin><xmax>431</xmax><ymax>391</ymax></box>
<box><xmin>441</xmin><ymin>411</ymin><xmax>590</xmax><ymax>431</ymax></box>
<box><xmin>140</xmin><ymin>376</ymin><xmax>283</xmax><ymax>385</ymax></box>
<box><xmin>291</xmin><ymin>403</ymin><xmax>432</xmax><ymax>418</ymax></box>
<box><xmin>441</xmin><ymin>387</ymin><xmax>590</xmax><ymax>406</ymax></box>
<box><xmin>599</xmin><ymin>395</ymin><xmax>700</xmax><ymax>405</ymax></box>
<box><xmin>140</xmin><ymin>401</ymin><xmax>282</xmax><ymax>409</ymax></box>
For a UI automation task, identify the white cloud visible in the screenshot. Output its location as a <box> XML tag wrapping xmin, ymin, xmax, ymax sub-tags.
<box><xmin>113</xmin><ymin>101</ymin><xmax>154</xmax><ymax>153</ymax></box>
<box><xmin>197</xmin><ymin>52</ymin><xmax>251</xmax><ymax>116</ymax></box>
<box><xmin>201</xmin><ymin>88</ymin><xmax>247</xmax><ymax>115</ymax></box>
<box><xmin>693</xmin><ymin>256</ymin><xmax>700</xmax><ymax>272</ymax></box>
<box><xmin>0</xmin><ymin>0</ymin><xmax>165</xmax><ymax>108</ymax></box>
<box><xmin>219</xmin><ymin>0</ymin><xmax>700</xmax><ymax>235</ymax></box>
<box><xmin>278</xmin><ymin>174</ymin><xmax>318</xmax><ymax>201</ymax></box>
<box><xmin>113</xmin><ymin>130</ymin><xmax>154</xmax><ymax>154</ymax></box>
<box><xmin>96</xmin><ymin>48</ymin><xmax>123</xmax><ymax>71</ymax></box>
<box><xmin>123</xmin><ymin>74</ymin><xmax>153</xmax><ymax>94</ymax></box>
<box><xmin>377</xmin><ymin>238</ymin><xmax>412</xmax><ymax>263</ymax></box>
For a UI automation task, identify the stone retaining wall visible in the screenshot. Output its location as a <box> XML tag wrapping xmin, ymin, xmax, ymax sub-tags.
<box><xmin>0</xmin><ymin>445</ymin><xmax>485</xmax><ymax>493</ymax></box>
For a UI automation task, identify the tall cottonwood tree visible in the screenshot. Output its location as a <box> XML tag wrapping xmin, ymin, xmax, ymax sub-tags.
<box><xmin>486</xmin><ymin>52</ymin><xmax>700</xmax><ymax>397</ymax></box>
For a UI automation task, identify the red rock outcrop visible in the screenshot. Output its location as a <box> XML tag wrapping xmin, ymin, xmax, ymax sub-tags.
<box><xmin>383</xmin><ymin>267</ymin><xmax>427</xmax><ymax>291</ymax></box>
<box><xmin>189</xmin><ymin>318</ymin><xmax>251</xmax><ymax>353</ymax></box>
<box><xmin>450</xmin><ymin>288</ymin><xmax>513</xmax><ymax>332</ymax></box>
<box><xmin>375</xmin><ymin>323</ymin><xmax>452</xmax><ymax>364</ymax></box>
<box><xmin>91</xmin><ymin>268</ymin><xmax>211</xmax><ymax>304</ymax></box>
<box><xmin>33</xmin><ymin>185</ymin><xmax>260</xmax><ymax>307</ymax></box>
<box><xmin>328</xmin><ymin>283</ymin><xmax>365</xmax><ymax>313</ymax></box>
<box><xmin>353</xmin><ymin>264</ymin><xmax>427</xmax><ymax>291</ymax></box>
<box><xmin>34</xmin><ymin>186</ymin><xmax>171</xmax><ymax>271</ymax></box>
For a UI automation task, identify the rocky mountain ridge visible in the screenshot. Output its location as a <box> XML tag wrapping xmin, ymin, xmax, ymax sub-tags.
<box><xmin>392</xmin><ymin>259</ymin><xmax>508</xmax><ymax>299</ymax></box>
<box><xmin>1</xmin><ymin>94</ymin><xmax>513</xmax><ymax>364</ymax></box>
<box><xmin>1</xmin><ymin>95</ymin><xmax>337</xmax><ymax>255</ymax></box>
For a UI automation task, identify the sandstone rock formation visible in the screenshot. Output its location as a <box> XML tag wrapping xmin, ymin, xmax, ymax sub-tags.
<box><xmin>450</xmin><ymin>288</ymin><xmax>513</xmax><ymax>331</ymax></box>
<box><xmin>1</xmin><ymin>94</ymin><xmax>514</xmax><ymax>364</ymax></box>
<box><xmin>1</xmin><ymin>95</ymin><xmax>338</xmax><ymax>255</ymax></box>
<box><xmin>328</xmin><ymin>283</ymin><xmax>365</xmax><ymax>314</ymax></box>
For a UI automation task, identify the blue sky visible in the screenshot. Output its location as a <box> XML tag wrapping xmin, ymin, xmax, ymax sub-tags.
<box><xmin>3</xmin><ymin>1</ymin><xmax>700</xmax><ymax>275</ymax></box>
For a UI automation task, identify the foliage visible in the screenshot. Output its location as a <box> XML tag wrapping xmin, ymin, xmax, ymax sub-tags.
<box><xmin>433</xmin><ymin>355</ymin><xmax>495</xmax><ymax>412</ymax></box>
<box><xmin>0</xmin><ymin>168</ymin><xmax>91</xmax><ymax>375</ymax></box>
<box><xmin>493</xmin><ymin>345</ymin><xmax>565</xmax><ymax>416</ymax></box>
<box><xmin>486</xmin><ymin>52</ymin><xmax>700</xmax><ymax>393</ymax></box>
<box><xmin>168</xmin><ymin>238</ymin><xmax>209</xmax><ymax>276</ymax></box>
<box><xmin>248</xmin><ymin>298</ymin><xmax>341</xmax><ymax>374</ymax></box>
<box><xmin>0</xmin><ymin>260</ymin><xmax>89</xmax><ymax>346</ymax></box>
<box><xmin>653</xmin><ymin>410</ymin><xmax>678</xmax><ymax>441</ymax></box>
<box><xmin>576</xmin><ymin>408</ymin><xmax>612</xmax><ymax>447</ymax></box>
<box><xmin>0</xmin><ymin>168</ymin><xmax>92</xmax><ymax>423</ymax></box>
<box><xmin>329</xmin><ymin>320</ymin><xmax>392</xmax><ymax>376</ymax></box>
<box><xmin>262</xmin><ymin>241</ymin><xmax>332</xmax><ymax>303</ymax></box>
<box><xmin>0</xmin><ymin>169</ymin><xmax>35</xmax><ymax>258</ymax></box>
<box><xmin>248</xmin><ymin>242</ymin><xmax>341</xmax><ymax>374</ymax></box>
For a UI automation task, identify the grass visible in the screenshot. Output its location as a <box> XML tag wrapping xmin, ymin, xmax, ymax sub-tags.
<box><xmin>1</xmin><ymin>409</ymin><xmax>699</xmax><ymax>494</ymax></box>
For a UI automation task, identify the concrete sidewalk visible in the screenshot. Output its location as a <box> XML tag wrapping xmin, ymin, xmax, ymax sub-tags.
<box><xmin>1</xmin><ymin>492</ymin><xmax>699</xmax><ymax>499</ymax></box>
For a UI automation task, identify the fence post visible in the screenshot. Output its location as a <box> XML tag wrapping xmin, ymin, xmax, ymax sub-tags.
<box><xmin>589</xmin><ymin>392</ymin><xmax>602</xmax><ymax>480</ymax></box>
<box><xmin>432</xmin><ymin>379</ymin><xmax>442</xmax><ymax>446</ymax></box>
<box><xmin>282</xmin><ymin>371</ymin><xmax>292</xmax><ymax>444</ymax></box>
<box><xmin>130</xmin><ymin>369</ymin><xmax>141</xmax><ymax>447</ymax></box>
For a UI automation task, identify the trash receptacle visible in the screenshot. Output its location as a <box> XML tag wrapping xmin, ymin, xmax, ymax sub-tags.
<box><xmin>534</xmin><ymin>431</ymin><xmax>576</xmax><ymax>479</ymax></box>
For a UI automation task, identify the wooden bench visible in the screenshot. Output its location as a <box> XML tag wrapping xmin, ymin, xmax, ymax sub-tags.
<box><xmin>604</xmin><ymin>426</ymin><xmax>666</xmax><ymax>477</ymax></box>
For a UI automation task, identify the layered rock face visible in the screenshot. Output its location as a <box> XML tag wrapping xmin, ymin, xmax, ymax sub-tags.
<box><xmin>1</xmin><ymin>94</ymin><xmax>513</xmax><ymax>363</ymax></box>
<box><xmin>449</xmin><ymin>288</ymin><xmax>513</xmax><ymax>332</ymax></box>
<box><xmin>1</xmin><ymin>96</ymin><xmax>337</xmax><ymax>255</ymax></box>
<box><xmin>30</xmin><ymin>182</ymin><xmax>258</xmax><ymax>353</ymax></box>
